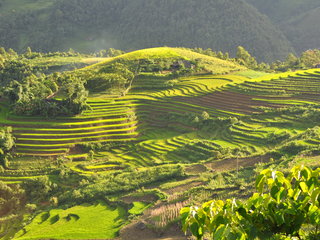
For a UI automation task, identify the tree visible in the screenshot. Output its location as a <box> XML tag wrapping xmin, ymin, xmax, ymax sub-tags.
<box><xmin>236</xmin><ymin>46</ymin><xmax>258</xmax><ymax>69</ymax></box>
<box><xmin>107</xmin><ymin>48</ymin><xmax>125</xmax><ymax>57</ymax></box>
<box><xmin>165</xmin><ymin>80</ymin><xmax>179</xmax><ymax>88</ymax></box>
<box><xmin>201</xmin><ymin>111</ymin><xmax>210</xmax><ymax>120</ymax></box>
<box><xmin>63</xmin><ymin>81</ymin><xmax>89</xmax><ymax>114</ymax></box>
<box><xmin>88</xmin><ymin>150</ymin><xmax>94</xmax><ymax>161</ymax></box>
<box><xmin>25</xmin><ymin>46</ymin><xmax>32</xmax><ymax>58</ymax></box>
<box><xmin>0</xmin><ymin>127</ymin><xmax>15</xmax><ymax>151</ymax></box>
<box><xmin>0</xmin><ymin>181</ymin><xmax>25</xmax><ymax>217</ymax></box>
<box><xmin>181</xmin><ymin>165</ymin><xmax>320</xmax><ymax>239</ymax></box>
<box><xmin>7</xmin><ymin>48</ymin><xmax>17</xmax><ymax>57</ymax></box>
<box><xmin>22</xmin><ymin>176</ymin><xmax>52</xmax><ymax>202</ymax></box>
<box><xmin>286</xmin><ymin>53</ymin><xmax>298</xmax><ymax>66</ymax></box>
<box><xmin>0</xmin><ymin>47</ymin><xmax>6</xmax><ymax>55</ymax></box>
<box><xmin>300</xmin><ymin>50</ymin><xmax>320</xmax><ymax>68</ymax></box>
<box><xmin>0</xmin><ymin>127</ymin><xmax>15</xmax><ymax>168</ymax></box>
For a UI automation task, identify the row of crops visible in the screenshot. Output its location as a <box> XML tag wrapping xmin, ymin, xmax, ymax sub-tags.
<box><xmin>3</xmin><ymin>69</ymin><xmax>320</xmax><ymax>180</ymax></box>
<box><xmin>9</xmin><ymin>99</ymin><xmax>138</xmax><ymax>156</ymax></box>
<box><xmin>117</xmin><ymin>70</ymin><xmax>320</xmax><ymax>166</ymax></box>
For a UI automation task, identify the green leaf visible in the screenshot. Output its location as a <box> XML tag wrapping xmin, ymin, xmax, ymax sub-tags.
<box><xmin>299</xmin><ymin>182</ymin><xmax>309</xmax><ymax>193</ymax></box>
<box><xmin>293</xmin><ymin>189</ymin><xmax>301</xmax><ymax>201</ymax></box>
<box><xmin>237</xmin><ymin>207</ymin><xmax>247</xmax><ymax>218</ymax></box>
<box><xmin>255</xmin><ymin>174</ymin><xmax>266</xmax><ymax>193</ymax></box>
<box><xmin>190</xmin><ymin>222</ymin><xmax>202</xmax><ymax>239</ymax></box>
<box><xmin>311</xmin><ymin>188</ymin><xmax>320</xmax><ymax>204</ymax></box>
<box><xmin>180</xmin><ymin>207</ymin><xmax>191</xmax><ymax>220</ymax></box>
<box><xmin>261</xmin><ymin>169</ymin><xmax>272</xmax><ymax>176</ymax></box>
<box><xmin>271</xmin><ymin>185</ymin><xmax>279</xmax><ymax>200</ymax></box>
<box><xmin>214</xmin><ymin>224</ymin><xmax>226</xmax><ymax>240</ymax></box>
<box><xmin>301</xmin><ymin>167</ymin><xmax>311</xmax><ymax>180</ymax></box>
<box><xmin>276</xmin><ymin>187</ymin><xmax>286</xmax><ymax>203</ymax></box>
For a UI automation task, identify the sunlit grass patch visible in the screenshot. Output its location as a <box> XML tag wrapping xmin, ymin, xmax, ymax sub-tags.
<box><xmin>15</xmin><ymin>202</ymin><xmax>127</xmax><ymax>240</ymax></box>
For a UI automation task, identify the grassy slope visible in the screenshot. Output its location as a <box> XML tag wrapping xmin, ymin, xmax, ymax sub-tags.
<box><xmin>83</xmin><ymin>47</ymin><xmax>245</xmax><ymax>74</ymax></box>
<box><xmin>14</xmin><ymin>202</ymin><xmax>127</xmax><ymax>240</ymax></box>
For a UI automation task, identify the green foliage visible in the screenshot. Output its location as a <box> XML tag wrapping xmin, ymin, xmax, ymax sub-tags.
<box><xmin>0</xmin><ymin>127</ymin><xmax>15</xmax><ymax>152</ymax></box>
<box><xmin>0</xmin><ymin>60</ymin><xmax>36</xmax><ymax>86</ymax></box>
<box><xmin>267</xmin><ymin>131</ymin><xmax>292</xmax><ymax>145</ymax></box>
<box><xmin>0</xmin><ymin>181</ymin><xmax>25</xmax><ymax>217</ymax></box>
<box><xmin>22</xmin><ymin>176</ymin><xmax>53</xmax><ymax>202</ymax></box>
<box><xmin>62</xmin><ymin>80</ymin><xmax>89</xmax><ymax>114</ymax></box>
<box><xmin>61</xmin><ymin>165</ymin><xmax>184</xmax><ymax>203</ymax></box>
<box><xmin>236</xmin><ymin>46</ymin><xmax>258</xmax><ymax>69</ymax></box>
<box><xmin>181</xmin><ymin>165</ymin><xmax>320</xmax><ymax>239</ymax></box>
<box><xmin>85</xmin><ymin>62</ymin><xmax>134</xmax><ymax>93</ymax></box>
<box><xmin>0</xmin><ymin>181</ymin><xmax>27</xmax><ymax>239</ymax></box>
<box><xmin>105</xmin><ymin>48</ymin><xmax>126</xmax><ymax>57</ymax></box>
<box><xmin>165</xmin><ymin>79</ymin><xmax>179</xmax><ymax>88</ymax></box>
<box><xmin>2</xmin><ymin>63</ymin><xmax>89</xmax><ymax>116</ymax></box>
<box><xmin>300</xmin><ymin>50</ymin><xmax>320</xmax><ymax>68</ymax></box>
<box><xmin>0</xmin><ymin>127</ymin><xmax>15</xmax><ymax>168</ymax></box>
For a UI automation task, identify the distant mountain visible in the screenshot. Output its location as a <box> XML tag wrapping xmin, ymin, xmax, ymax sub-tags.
<box><xmin>245</xmin><ymin>0</ymin><xmax>320</xmax><ymax>53</ymax></box>
<box><xmin>281</xmin><ymin>6</ymin><xmax>320</xmax><ymax>53</ymax></box>
<box><xmin>0</xmin><ymin>0</ymin><xmax>296</xmax><ymax>61</ymax></box>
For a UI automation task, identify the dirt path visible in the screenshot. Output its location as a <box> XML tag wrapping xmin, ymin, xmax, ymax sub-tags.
<box><xmin>205</xmin><ymin>154</ymin><xmax>271</xmax><ymax>172</ymax></box>
<box><xmin>119</xmin><ymin>222</ymin><xmax>188</xmax><ymax>240</ymax></box>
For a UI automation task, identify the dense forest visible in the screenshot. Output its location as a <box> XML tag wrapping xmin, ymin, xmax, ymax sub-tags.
<box><xmin>0</xmin><ymin>0</ymin><xmax>298</xmax><ymax>62</ymax></box>
<box><xmin>245</xmin><ymin>0</ymin><xmax>320</xmax><ymax>54</ymax></box>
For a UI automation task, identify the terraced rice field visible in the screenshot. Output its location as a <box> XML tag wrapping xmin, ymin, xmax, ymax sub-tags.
<box><xmin>2</xmin><ymin>69</ymin><xmax>320</xmax><ymax>179</ymax></box>
<box><xmin>8</xmin><ymin>99</ymin><xmax>138</xmax><ymax>156</ymax></box>
<box><xmin>173</xmin><ymin>70</ymin><xmax>320</xmax><ymax>115</ymax></box>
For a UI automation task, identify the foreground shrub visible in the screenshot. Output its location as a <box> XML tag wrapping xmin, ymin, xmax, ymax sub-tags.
<box><xmin>61</xmin><ymin>165</ymin><xmax>184</xmax><ymax>203</ymax></box>
<box><xmin>181</xmin><ymin>165</ymin><xmax>320</xmax><ymax>239</ymax></box>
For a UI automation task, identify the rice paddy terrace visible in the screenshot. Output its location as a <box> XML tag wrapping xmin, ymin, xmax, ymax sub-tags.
<box><xmin>2</xmin><ymin>48</ymin><xmax>320</xmax><ymax>240</ymax></box>
<box><xmin>1</xmin><ymin>48</ymin><xmax>320</xmax><ymax>184</ymax></box>
<box><xmin>11</xmin><ymin>98</ymin><xmax>138</xmax><ymax>157</ymax></box>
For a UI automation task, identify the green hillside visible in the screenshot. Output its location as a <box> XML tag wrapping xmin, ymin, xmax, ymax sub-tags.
<box><xmin>85</xmin><ymin>47</ymin><xmax>245</xmax><ymax>74</ymax></box>
<box><xmin>2</xmin><ymin>0</ymin><xmax>320</xmax><ymax>61</ymax></box>
<box><xmin>1</xmin><ymin>47</ymin><xmax>320</xmax><ymax>239</ymax></box>
<box><xmin>246</xmin><ymin>0</ymin><xmax>320</xmax><ymax>54</ymax></box>
<box><xmin>281</xmin><ymin>6</ymin><xmax>320</xmax><ymax>53</ymax></box>
<box><xmin>245</xmin><ymin>0</ymin><xmax>320</xmax><ymax>21</ymax></box>
<box><xmin>0</xmin><ymin>0</ymin><xmax>294</xmax><ymax>62</ymax></box>
<box><xmin>1</xmin><ymin>47</ymin><xmax>244</xmax><ymax>157</ymax></box>
<box><xmin>0</xmin><ymin>0</ymin><xmax>55</xmax><ymax>16</ymax></box>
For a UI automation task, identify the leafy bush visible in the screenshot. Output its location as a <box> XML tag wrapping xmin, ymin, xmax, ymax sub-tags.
<box><xmin>0</xmin><ymin>127</ymin><xmax>15</xmax><ymax>168</ymax></box>
<box><xmin>181</xmin><ymin>165</ymin><xmax>320</xmax><ymax>239</ymax></box>
<box><xmin>61</xmin><ymin>165</ymin><xmax>184</xmax><ymax>203</ymax></box>
<box><xmin>267</xmin><ymin>131</ymin><xmax>292</xmax><ymax>145</ymax></box>
<box><xmin>22</xmin><ymin>176</ymin><xmax>54</xmax><ymax>202</ymax></box>
<box><xmin>84</xmin><ymin>62</ymin><xmax>134</xmax><ymax>93</ymax></box>
<box><xmin>279</xmin><ymin>141</ymin><xmax>309</xmax><ymax>156</ymax></box>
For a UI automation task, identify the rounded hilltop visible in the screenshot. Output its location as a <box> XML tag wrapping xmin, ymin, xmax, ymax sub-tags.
<box><xmin>85</xmin><ymin>47</ymin><xmax>246</xmax><ymax>75</ymax></box>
